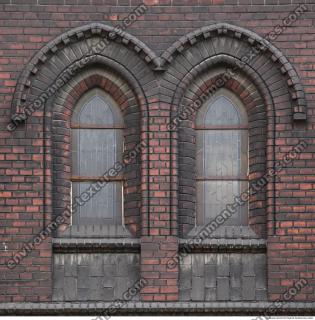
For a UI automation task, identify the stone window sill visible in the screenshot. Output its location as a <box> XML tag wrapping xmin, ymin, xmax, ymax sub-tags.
<box><xmin>55</xmin><ymin>224</ymin><xmax>133</xmax><ymax>238</ymax></box>
<box><xmin>179</xmin><ymin>238</ymin><xmax>266</xmax><ymax>253</ymax></box>
<box><xmin>52</xmin><ymin>237</ymin><xmax>140</xmax><ymax>253</ymax></box>
<box><xmin>182</xmin><ymin>226</ymin><xmax>266</xmax><ymax>253</ymax></box>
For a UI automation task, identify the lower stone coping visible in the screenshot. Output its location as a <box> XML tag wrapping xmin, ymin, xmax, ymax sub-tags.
<box><xmin>1</xmin><ymin>301</ymin><xmax>315</xmax><ymax>315</ymax></box>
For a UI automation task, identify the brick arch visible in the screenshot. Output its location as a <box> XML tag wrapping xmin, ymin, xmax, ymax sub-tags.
<box><xmin>10</xmin><ymin>22</ymin><xmax>158</xmax><ymax>118</ymax></box>
<box><xmin>46</xmin><ymin>66</ymin><xmax>148</xmax><ymax>238</ymax></box>
<box><xmin>161</xmin><ymin>22</ymin><xmax>306</xmax><ymax>121</ymax></box>
<box><xmin>178</xmin><ymin>75</ymin><xmax>267</xmax><ymax>236</ymax></box>
<box><xmin>166</xmin><ymin>53</ymin><xmax>279</xmax><ymax>238</ymax></box>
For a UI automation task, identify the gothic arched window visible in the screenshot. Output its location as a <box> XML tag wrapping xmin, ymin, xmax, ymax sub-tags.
<box><xmin>196</xmin><ymin>90</ymin><xmax>249</xmax><ymax>226</ymax></box>
<box><xmin>71</xmin><ymin>88</ymin><xmax>124</xmax><ymax>225</ymax></box>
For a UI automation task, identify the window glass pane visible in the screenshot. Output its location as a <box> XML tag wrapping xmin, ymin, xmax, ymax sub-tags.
<box><xmin>196</xmin><ymin>94</ymin><xmax>248</xmax><ymax>126</ymax></box>
<box><xmin>72</xmin><ymin>129</ymin><xmax>123</xmax><ymax>176</ymax></box>
<box><xmin>196</xmin><ymin>130</ymin><xmax>248</xmax><ymax>177</ymax></box>
<box><xmin>79</xmin><ymin>96</ymin><xmax>114</xmax><ymax>125</ymax></box>
<box><xmin>204</xmin><ymin>96</ymin><xmax>240</xmax><ymax>125</ymax></box>
<box><xmin>71</xmin><ymin>89</ymin><xmax>124</xmax><ymax>126</ymax></box>
<box><xmin>70</xmin><ymin>89</ymin><xmax>125</xmax><ymax>227</ymax></box>
<box><xmin>71</xmin><ymin>181</ymin><xmax>123</xmax><ymax>225</ymax></box>
<box><xmin>196</xmin><ymin>180</ymin><xmax>248</xmax><ymax>226</ymax></box>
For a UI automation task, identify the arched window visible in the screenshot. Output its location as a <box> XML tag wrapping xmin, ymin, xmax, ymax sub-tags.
<box><xmin>71</xmin><ymin>88</ymin><xmax>124</xmax><ymax>225</ymax></box>
<box><xmin>196</xmin><ymin>89</ymin><xmax>248</xmax><ymax>226</ymax></box>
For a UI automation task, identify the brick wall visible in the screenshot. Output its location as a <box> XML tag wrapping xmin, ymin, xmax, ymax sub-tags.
<box><xmin>0</xmin><ymin>0</ymin><xmax>314</xmax><ymax>306</ymax></box>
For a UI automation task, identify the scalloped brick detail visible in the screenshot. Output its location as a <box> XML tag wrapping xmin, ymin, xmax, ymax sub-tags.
<box><xmin>160</xmin><ymin>22</ymin><xmax>306</xmax><ymax>121</ymax></box>
<box><xmin>11</xmin><ymin>22</ymin><xmax>306</xmax><ymax>121</ymax></box>
<box><xmin>11</xmin><ymin>23</ymin><xmax>159</xmax><ymax>117</ymax></box>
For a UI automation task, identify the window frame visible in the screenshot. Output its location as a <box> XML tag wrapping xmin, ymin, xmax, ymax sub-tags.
<box><xmin>195</xmin><ymin>88</ymin><xmax>249</xmax><ymax>227</ymax></box>
<box><xmin>70</xmin><ymin>88</ymin><xmax>125</xmax><ymax>226</ymax></box>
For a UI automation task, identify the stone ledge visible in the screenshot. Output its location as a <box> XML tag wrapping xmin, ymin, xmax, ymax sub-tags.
<box><xmin>1</xmin><ymin>302</ymin><xmax>315</xmax><ymax>315</ymax></box>
<box><xmin>52</xmin><ymin>237</ymin><xmax>265</xmax><ymax>253</ymax></box>
<box><xmin>53</xmin><ymin>238</ymin><xmax>140</xmax><ymax>253</ymax></box>
<box><xmin>179</xmin><ymin>238</ymin><xmax>266</xmax><ymax>253</ymax></box>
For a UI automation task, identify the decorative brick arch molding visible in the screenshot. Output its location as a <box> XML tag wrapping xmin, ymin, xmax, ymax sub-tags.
<box><xmin>11</xmin><ymin>23</ymin><xmax>306</xmax><ymax>121</ymax></box>
<box><xmin>160</xmin><ymin>22</ymin><xmax>306</xmax><ymax>121</ymax></box>
<box><xmin>159</xmin><ymin>24</ymin><xmax>307</xmax><ymax>239</ymax></box>
<box><xmin>10</xmin><ymin>22</ymin><xmax>159</xmax><ymax>117</ymax></box>
<box><xmin>174</xmin><ymin>63</ymin><xmax>270</xmax><ymax>238</ymax></box>
<box><xmin>9</xmin><ymin>23</ymin><xmax>159</xmax><ymax>238</ymax></box>
<box><xmin>48</xmin><ymin>66</ymin><xmax>143</xmax><ymax>237</ymax></box>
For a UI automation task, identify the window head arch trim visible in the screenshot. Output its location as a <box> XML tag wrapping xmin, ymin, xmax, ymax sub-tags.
<box><xmin>196</xmin><ymin>88</ymin><xmax>249</xmax><ymax>227</ymax></box>
<box><xmin>196</xmin><ymin>88</ymin><xmax>248</xmax><ymax>129</ymax></box>
<box><xmin>71</xmin><ymin>88</ymin><xmax>124</xmax><ymax>128</ymax></box>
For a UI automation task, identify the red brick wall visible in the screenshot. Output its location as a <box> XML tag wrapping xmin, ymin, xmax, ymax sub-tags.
<box><xmin>0</xmin><ymin>0</ymin><xmax>314</xmax><ymax>303</ymax></box>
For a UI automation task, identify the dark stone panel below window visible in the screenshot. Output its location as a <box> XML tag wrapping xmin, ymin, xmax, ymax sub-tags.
<box><xmin>53</xmin><ymin>253</ymin><xmax>140</xmax><ymax>302</ymax></box>
<box><xmin>179</xmin><ymin>253</ymin><xmax>267</xmax><ymax>302</ymax></box>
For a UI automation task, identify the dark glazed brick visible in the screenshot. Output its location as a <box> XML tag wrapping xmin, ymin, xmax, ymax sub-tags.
<box><xmin>205</xmin><ymin>265</ymin><xmax>216</xmax><ymax>288</ymax></box>
<box><xmin>230</xmin><ymin>287</ymin><xmax>242</xmax><ymax>301</ymax></box>
<box><xmin>217</xmin><ymin>278</ymin><xmax>229</xmax><ymax>301</ymax></box>
<box><xmin>192</xmin><ymin>254</ymin><xmax>204</xmax><ymax>277</ymax></box>
<box><xmin>242</xmin><ymin>277</ymin><xmax>256</xmax><ymax>301</ymax></box>
<box><xmin>192</xmin><ymin>277</ymin><xmax>205</xmax><ymax>301</ymax></box>
<box><xmin>217</xmin><ymin>255</ymin><xmax>229</xmax><ymax>277</ymax></box>
<box><xmin>230</xmin><ymin>255</ymin><xmax>242</xmax><ymax>288</ymax></box>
